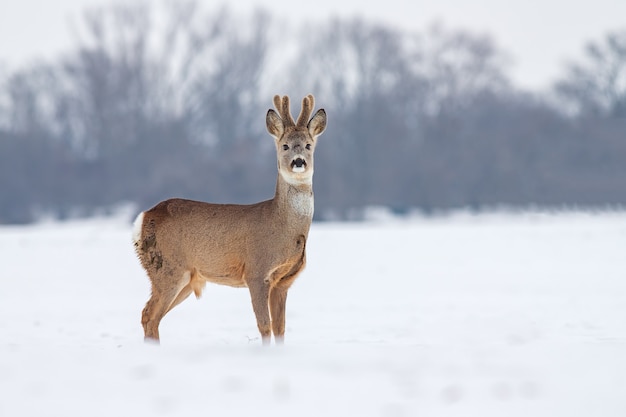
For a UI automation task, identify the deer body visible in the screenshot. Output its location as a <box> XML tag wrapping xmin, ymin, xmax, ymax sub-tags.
<box><xmin>133</xmin><ymin>95</ymin><xmax>326</xmax><ymax>345</ymax></box>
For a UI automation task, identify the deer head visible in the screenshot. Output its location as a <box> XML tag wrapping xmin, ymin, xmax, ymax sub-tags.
<box><xmin>266</xmin><ymin>94</ymin><xmax>327</xmax><ymax>186</ymax></box>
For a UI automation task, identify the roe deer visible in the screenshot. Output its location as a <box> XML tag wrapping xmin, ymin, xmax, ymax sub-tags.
<box><xmin>132</xmin><ymin>94</ymin><xmax>327</xmax><ymax>345</ymax></box>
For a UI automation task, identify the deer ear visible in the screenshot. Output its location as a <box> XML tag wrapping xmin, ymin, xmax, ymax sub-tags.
<box><xmin>308</xmin><ymin>108</ymin><xmax>326</xmax><ymax>137</ymax></box>
<box><xmin>266</xmin><ymin>109</ymin><xmax>284</xmax><ymax>138</ymax></box>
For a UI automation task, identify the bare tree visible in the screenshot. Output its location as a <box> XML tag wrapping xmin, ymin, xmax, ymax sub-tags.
<box><xmin>410</xmin><ymin>23</ymin><xmax>511</xmax><ymax>117</ymax></box>
<box><xmin>3</xmin><ymin>65</ymin><xmax>60</xmax><ymax>135</ymax></box>
<box><xmin>59</xmin><ymin>3</ymin><xmax>166</xmax><ymax>156</ymax></box>
<box><xmin>555</xmin><ymin>29</ymin><xmax>626</xmax><ymax>118</ymax></box>
<box><xmin>0</xmin><ymin>64</ymin><xmax>81</xmax><ymax>222</ymax></box>
<box><xmin>185</xmin><ymin>8</ymin><xmax>270</xmax><ymax>146</ymax></box>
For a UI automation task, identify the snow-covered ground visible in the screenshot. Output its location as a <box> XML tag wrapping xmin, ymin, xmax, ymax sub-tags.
<box><xmin>1</xmin><ymin>211</ymin><xmax>625</xmax><ymax>416</ymax></box>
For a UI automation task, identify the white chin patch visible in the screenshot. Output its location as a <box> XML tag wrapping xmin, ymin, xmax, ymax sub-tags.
<box><xmin>292</xmin><ymin>166</ymin><xmax>306</xmax><ymax>173</ymax></box>
<box><xmin>280</xmin><ymin>169</ymin><xmax>312</xmax><ymax>186</ymax></box>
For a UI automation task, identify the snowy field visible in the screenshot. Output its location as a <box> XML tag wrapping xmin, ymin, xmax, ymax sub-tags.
<box><xmin>1</xmin><ymin>211</ymin><xmax>625</xmax><ymax>416</ymax></box>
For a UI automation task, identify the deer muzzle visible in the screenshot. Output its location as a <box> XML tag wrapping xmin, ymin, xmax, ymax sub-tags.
<box><xmin>291</xmin><ymin>157</ymin><xmax>307</xmax><ymax>173</ymax></box>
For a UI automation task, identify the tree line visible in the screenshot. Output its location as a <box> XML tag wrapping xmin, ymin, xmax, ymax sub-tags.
<box><xmin>1</xmin><ymin>1</ymin><xmax>625</xmax><ymax>223</ymax></box>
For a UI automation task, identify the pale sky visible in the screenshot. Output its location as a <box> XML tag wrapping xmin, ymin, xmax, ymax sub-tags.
<box><xmin>1</xmin><ymin>0</ymin><xmax>625</xmax><ymax>90</ymax></box>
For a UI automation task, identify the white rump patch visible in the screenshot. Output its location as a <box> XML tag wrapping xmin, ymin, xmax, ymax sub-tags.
<box><xmin>290</xmin><ymin>193</ymin><xmax>314</xmax><ymax>218</ymax></box>
<box><xmin>132</xmin><ymin>212</ymin><xmax>144</xmax><ymax>244</ymax></box>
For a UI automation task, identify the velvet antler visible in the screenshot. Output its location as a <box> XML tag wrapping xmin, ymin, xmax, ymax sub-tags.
<box><xmin>273</xmin><ymin>95</ymin><xmax>295</xmax><ymax>127</ymax></box>
<box><xmin>296</xmin><ymin>94</ymin><xmax>315</xmax><ymax>127</ymax></box>
<box><xmin>273</xmin><ymin>94</ymin><xmax>316</xmax><ymax>128</ymax></box>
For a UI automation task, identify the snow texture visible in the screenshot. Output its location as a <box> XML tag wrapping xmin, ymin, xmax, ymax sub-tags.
<box><xmin>1</xmin><ymin>211</ymin><xmax>625</xmax><ymax>416</ymax></box>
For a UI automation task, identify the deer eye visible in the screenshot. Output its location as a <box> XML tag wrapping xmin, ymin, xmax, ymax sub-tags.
<box><xmin>282</xmin><ymin>144</ymin><xmax>289</xmax><ymax>150</ymax></box>
<box><xmin>305</xmin><ymin>144</ymin><xmax>312</xmax><ymax>150</ymax></box>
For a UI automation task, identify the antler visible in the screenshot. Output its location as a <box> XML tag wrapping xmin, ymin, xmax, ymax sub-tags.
<box><xmin>273</xmin><ymin>94</ymin><xmax>316</xmax><ymax>128</ymax></box>
<box><xmin>296</xmin><ymin>94</ymin><xmax>315</xmax><ymax>127</ymax></box>
<box><xmin>273</xmin><ymin>95</ymin><xmax>295</xmax><ymax>127</ymax></box>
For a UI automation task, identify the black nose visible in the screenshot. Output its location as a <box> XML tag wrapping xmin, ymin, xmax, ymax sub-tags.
<box><xmin>292</xmin><ymin>158</ymin><xmax>306</xmax><ymax>168</ymax></box>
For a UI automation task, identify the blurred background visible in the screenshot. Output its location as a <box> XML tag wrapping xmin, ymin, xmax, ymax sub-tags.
<box><xmin>1</xmin><ymin>0</ymin><xmax>625</xmax><ymax>224</ymax></box>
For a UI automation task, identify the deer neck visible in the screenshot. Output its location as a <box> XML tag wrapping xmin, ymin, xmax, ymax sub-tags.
<box><xmin>273</xmin><ymin>171</ymin><xmax>314</xmax><ymax>221</ymax></box>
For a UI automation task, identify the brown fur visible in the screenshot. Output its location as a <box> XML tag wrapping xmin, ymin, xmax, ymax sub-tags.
<box><xmin>134</xmin><ymin>95</ymin><xmax>327</xmax><ymax>345</ymax></box>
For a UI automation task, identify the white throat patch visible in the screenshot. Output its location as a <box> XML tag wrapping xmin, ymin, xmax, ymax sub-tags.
<box><xmin>290</xmin><ymin>192</ymin><xmax>314</xmax><ymax>218</ymax></box>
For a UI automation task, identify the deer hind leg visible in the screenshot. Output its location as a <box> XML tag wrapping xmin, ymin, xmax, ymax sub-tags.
<box><xmin>165</xmin><ymin>270</ymin><xmax>206</xmax><ymax>315</ymax></box>
<box><xmin>142</xmin><ymin>269</ymin><xmax>191</xmax><ymax>342</ymax></box>
<box><xmin>165</xmin><ymin>284</ymin><xmax>193</xmax><ymax>315</ymax></box>
<box><xmin>269</xmin><ymin>285</ymin><xmax>288</xmax><ymax>344</ymax></box>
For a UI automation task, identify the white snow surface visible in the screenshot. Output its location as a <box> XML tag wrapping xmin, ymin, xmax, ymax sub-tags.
<box><xmin>1</xmin><ymin>211</ymin><xmax>625</xmax><ymax>416</ymax></box>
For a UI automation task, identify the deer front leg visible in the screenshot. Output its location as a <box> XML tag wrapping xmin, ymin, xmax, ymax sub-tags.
<box><xmin>270</xmin><ymin>286</ymin><xmax>288</xmax><ymax>344</ymax></box>
<box><xmin>247</xmin><ymin>279</ymin><xmax>272</xmax><ymax>345</ymax></box>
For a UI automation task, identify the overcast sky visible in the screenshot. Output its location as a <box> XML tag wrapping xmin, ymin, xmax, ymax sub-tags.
<box><xmin>1</xmin><ymin>0</ymin><xmax>625</xmax><ymax>90</ymax></box>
